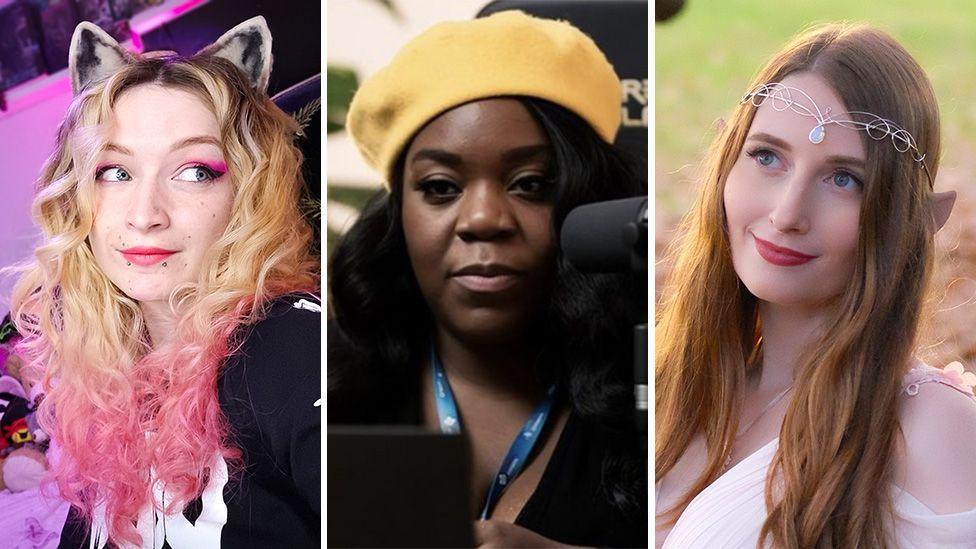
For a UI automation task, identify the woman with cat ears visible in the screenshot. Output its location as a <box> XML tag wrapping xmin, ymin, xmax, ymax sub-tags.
<box><xmin>9</xmin><ymin>17</ymin><xmax>320</xmax><ymax>548</ymax></box>
<box><xmin>655</xmin><ymin>23</ymin><xmax>976</xmax><ymax>548</ymax></box>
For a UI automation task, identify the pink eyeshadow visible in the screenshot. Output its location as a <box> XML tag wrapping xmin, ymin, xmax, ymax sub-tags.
<box><xmin>195</xmin><ymin>160</ymin><xmax>228</xmax><ymax>175</ymax></box>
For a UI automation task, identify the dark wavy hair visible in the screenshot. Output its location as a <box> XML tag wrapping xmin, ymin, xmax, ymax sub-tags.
<box><xmin>328</xmin><ymin>96</ymin><xmax>646</xmax><ymax>513</ymax></box>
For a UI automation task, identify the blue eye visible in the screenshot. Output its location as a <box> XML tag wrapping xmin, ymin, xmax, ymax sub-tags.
<box><xmin>747</xmin><ymin>148</ymin><xmax>780</xmax><ymax>168</ymax></box>
<box><xmin>174</xmin><ymin>166</ymin><xmax>220</xmax><ymax>183</ymax></box>
<box><xmin>831</xmin><ymin>171</ymin><xmax>862</xmax><ymax>190</ymax></box>
<box><xmin>96</xmin><ymin>166</ymin><xmax>131</xmax><ymax>182</ymax></box>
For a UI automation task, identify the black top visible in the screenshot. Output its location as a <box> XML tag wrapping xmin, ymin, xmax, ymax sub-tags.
<box><xmin>59</xmin><ymin>294</ymin><xmax>321</xmax><ymax>548</ymax></box>
<box><xmin>328</xmin><ymin>323</ymin><xmax>647</xmax><ymax>548</ymax></box>
<box><xmin>515</xmin><ymin>412</ymin><xmax>647</xmax><ymax>547</ymax></box>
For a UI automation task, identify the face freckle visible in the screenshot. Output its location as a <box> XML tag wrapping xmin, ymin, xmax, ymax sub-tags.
<box><xmin>723</xmin><ymin>72</ymin><xmax>864</xmax><ymax>309</ymax></box>
<box><xmin>86</xmin><ymin>84</ymin><xmax>236</xmax><ymax>305</ymax></box>
<box><xmin>399</xmin><ymin>98</ymin><xmax>557</xmax><ymax>345</ymax></box>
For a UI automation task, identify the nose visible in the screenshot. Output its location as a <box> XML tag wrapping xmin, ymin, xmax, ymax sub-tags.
<box><xmin>768</xmin><ymin>175</ymin><xmax>811</xmax><ymax>234</ymax></box>
<box><xmin>455</xmin><ymin>182</ymin><xmax>517</xmax><ymax>242</ymax></box>
<box><xmin>125</xmin><ymin>180</ymin><xmax>170</xmax><ymax>232</ymax></box>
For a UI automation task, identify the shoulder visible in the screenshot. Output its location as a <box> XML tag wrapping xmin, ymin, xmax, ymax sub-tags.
<box><xmin>896</xmin><ymin>362</ymin><xmax>976</xmax><ymax>514</ymax></box>
<box><xmin>251</xmin><ymin>292</ymin><xmax>322</xmax><ymax>337</ymax></box>
<box><xmin>223</xmin><ymin>293</ymin><xmax>321</xmax><ymax>401</ymax></box>
<box><xmin>237</xmin><ymin>293</ymin><xmax>321</xmax><ymax>358</ymax></box>
<box><xmin>220</xmin><ymin>294</ymin><xmax>321</xmax><ymax>496</ymax></box>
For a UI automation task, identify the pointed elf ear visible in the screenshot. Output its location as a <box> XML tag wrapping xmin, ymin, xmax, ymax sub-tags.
<box><xmin>929</xmin><ymin>190</ymin><xmax>956</xmax><ymax>232</ymax></box>
<box><xmin>69</xmin><ymin>22</ymin><xmax>133</xmax><ymax>95</ymax></box>
<box><xmin>197</xmin><ymin>16</ymin><xmax>273</xmax><ymax>93</ymax></box>
<box><xmin>715</xmin><ymin>117</ymin><xmax>727</xmax><ymax>134</ymax></box>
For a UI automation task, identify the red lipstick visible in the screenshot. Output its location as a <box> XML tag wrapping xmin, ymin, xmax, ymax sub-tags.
<box><xmin>753</xmin><ymin>235</ymin><xmax>817</xmax><ymax>267</ymax></box>
<box><xmin>120</xmin><ymin>246</ymin><xmax>176</xmax><ymax>266</ymax></box>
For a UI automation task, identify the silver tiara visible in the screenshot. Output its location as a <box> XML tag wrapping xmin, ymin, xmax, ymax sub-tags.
<box><xmin>741</xmin><ymin>83</ymin><xmax>929</xmax><ymax>175</ymax></box>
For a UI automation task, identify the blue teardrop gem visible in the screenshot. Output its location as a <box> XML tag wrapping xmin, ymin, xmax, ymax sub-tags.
<box><xmin>809</xmin><ymin>125</ymin><xmax>825</xmax><ymax>144</ymax></box>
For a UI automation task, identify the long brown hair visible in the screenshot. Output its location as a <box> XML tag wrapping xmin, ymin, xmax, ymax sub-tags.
<box><xmin>655</xmin><ymin>23</ymin><xmax>941</xmax><ymax>547</ymax></box>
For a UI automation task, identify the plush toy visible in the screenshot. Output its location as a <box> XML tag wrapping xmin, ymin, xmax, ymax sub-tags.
<box><xmin>0</xmin><ymin>313</ymin><xmax>50</xmax><ymax>492</ymax></box>
<box><xmin>1</xmin><ymin>349</ymin><xmax>39</xmax><ymax>406</ymax></box>
<box><xmin>0</xmin><ymin>375</ymin><xmax>30</xmax><ymax>441</ymax></box>
<box><xmin>0</xmin><ymin>446</ymin><xmax>47</xmax><ymax>492</ymax></box>
<box><xmin>0</xmin><ymin>314</ymin><xmax>21</xmax><ymax>378</ymax></box>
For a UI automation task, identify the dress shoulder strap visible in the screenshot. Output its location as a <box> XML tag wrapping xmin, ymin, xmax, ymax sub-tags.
<box><xmin>902</xmin><ymin>361</ymin><xmax>976</xmax><ymax>399</ymax></box>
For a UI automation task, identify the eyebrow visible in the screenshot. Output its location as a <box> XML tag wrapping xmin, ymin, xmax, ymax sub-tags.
<box><xmin>746</xmin><ymin>132</ymin><xmax>866</xmax><ymax>170</ymax></box>
<box><xmin>170</xmin><ymin>135</ymin><xmax>221</xmax><ymax>152</ymax></box>
<box><xmin>500</xmin><ymin>144</ymin><xmax>549</xmax><ymax>162</ymax></box>
<box><xmin>102</xmin><ymin>135</ymin><xmax>221</xmax><ymax>156</ymax></box>
<box><xmin>411</xmin><ymin>148</ymin><xmax>462</xmax><ymax>167</ymax></box>
<box><xmin>745</xmin><ymin>132</ymin><xmax>792</xmax><ymax>151</ymax></box>
<box><xmin>409</xmin><ymin>144</ymin><xmax>550</xmax><ymax>167</ymax></box>
<box><xmin>104</xmin><ymin>143</ymin><xmax>134</xmax><ymax>156</ymax></box>
<box><xmin>824</xmin><ymin>154</ymin><xmax>866</xmax><ymax>170</ymax></box>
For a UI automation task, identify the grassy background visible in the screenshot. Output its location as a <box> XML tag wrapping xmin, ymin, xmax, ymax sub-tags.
<box><xmin>656</xmin><ymin>0</ymin><xmax>976</xmax><ymax>366</ymax></box>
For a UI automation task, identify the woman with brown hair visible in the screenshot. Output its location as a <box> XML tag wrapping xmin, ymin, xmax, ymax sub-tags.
<box><xmin>655</xmin><ymin>23</ymin><xmax>976</xmax><ymax>547</ymax></box>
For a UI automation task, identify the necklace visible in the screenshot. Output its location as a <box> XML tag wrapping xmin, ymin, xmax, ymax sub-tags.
<box><xmin>722</xmin><ymin>384</ymin><xmax>794</xmax><ymax>473</ymax></box>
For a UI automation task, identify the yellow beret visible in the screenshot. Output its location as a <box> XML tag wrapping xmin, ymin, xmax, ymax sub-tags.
<box><xmin>346</xmin><ymin>10</ymin><xmax>621</xmax><ymax>186</ymax></box>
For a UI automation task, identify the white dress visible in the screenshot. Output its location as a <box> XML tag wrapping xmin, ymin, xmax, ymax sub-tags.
<box><xmin>660</xmin><ymin>363</ymin><xmax>976</xmax><ymax>548</ymax></box>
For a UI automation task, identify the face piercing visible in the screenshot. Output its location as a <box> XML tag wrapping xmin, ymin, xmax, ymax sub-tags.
<box><xmin>126</xmin><ymin>261</ymin><xmax>131</xmax><ymax>266</ymax></box>
<box><xmin>162</xmin><ymin>262</ymin><xmax>168</xmax><ymax>267</ymax></box>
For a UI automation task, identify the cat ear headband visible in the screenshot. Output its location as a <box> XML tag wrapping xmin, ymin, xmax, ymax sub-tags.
<box><xmin>741</xmin><ymin>82</ymin><xmax>932</xmax><ymax>184</ymax></box>
<box><xmin>68</xmin><ymin>15</ymin><xmax>273</xmax><ymax>95</ymax></box>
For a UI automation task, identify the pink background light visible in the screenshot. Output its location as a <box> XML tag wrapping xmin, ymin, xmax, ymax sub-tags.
<box><xmin>0</xmin><ymin>75</ymin><xmax>73</xmax><ymax>310</ymax></box>
<box><xmin>129</xmin><ymin>0</ymin><xmax>210</xmax><ymax>51</ymax></box>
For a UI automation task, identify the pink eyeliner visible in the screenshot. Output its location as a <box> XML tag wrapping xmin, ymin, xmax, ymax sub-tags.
<box><xmin>187</xmin><ymin>160</ymin><xmax>227</xmax><ymax>175</ymax></box>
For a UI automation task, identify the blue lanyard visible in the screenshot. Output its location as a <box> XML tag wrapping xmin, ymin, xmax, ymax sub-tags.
<box><xmin>430</xmin><ymin>344</ymin><xmax>556</xmax><ymax>520</ymax></box>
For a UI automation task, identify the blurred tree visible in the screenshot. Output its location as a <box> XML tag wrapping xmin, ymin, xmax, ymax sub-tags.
<box><xmin>326</xmin><ymin>0</ymin><xmax>400</xmax><ymax>254</ymax></box>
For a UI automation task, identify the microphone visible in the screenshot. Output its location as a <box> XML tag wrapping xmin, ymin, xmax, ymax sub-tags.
<box><xmin>560</xmin><ymin>196</ymin><xmax>648</xmax><ymax>273</ymax></box>
<box><xmin>560</xmin><ymin>196</ymin><xmax>649</xmax><ymax>457</ymax></box>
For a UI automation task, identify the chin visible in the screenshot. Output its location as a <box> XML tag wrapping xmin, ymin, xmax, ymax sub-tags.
<box><xmin>734</xmin><ymin>253</ymin><xmax>851</xmax><ymax>310</ymax></box>
<box><xmin>110</xmin><ymin>279</ymin><xmax>176</xmax><ymax>304</ymax></box>
<box><xmin>121</xmin><ymin>289</ymin><xmax>172</xmax><ymax>304</ymax></box>
<box><xmin>445</xmin><ymin>309</ymin><xmax>536</xmax><ymax>347</ymax></box>
<box><xmin>742</xmin><ymin>277</ymin><xmax>838</xmax><ymax>309</ymax></box>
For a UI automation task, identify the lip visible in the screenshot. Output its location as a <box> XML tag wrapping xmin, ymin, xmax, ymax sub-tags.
<box><xmin>119</xmin><ymin>246</ymin><xmax>177</xmax><ymax>267</ymax></box>
<box><xmin>451</xmin><ymin>263</ymin><xmax>523</xmax><ymax>293</ymax></box>
<box><xmin>752</xmin><ymin>234</ymin><xmax>818</xmax><ymax>267</ymax></box>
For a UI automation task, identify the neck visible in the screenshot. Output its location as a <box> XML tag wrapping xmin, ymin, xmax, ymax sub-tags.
<box><xmin>140</xmin><ymin>300</ymin><xmax>178</xmax><ymax>348</ymax></box>
<box><xmin>433</xmin><ymin>325</ymin><xmax>543</xmax><ymax>402</ymax></box>
<box><xmin>755</xmin><ymin>300</ymin><xmax>831</xmax><ymax>394</ymax></box>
